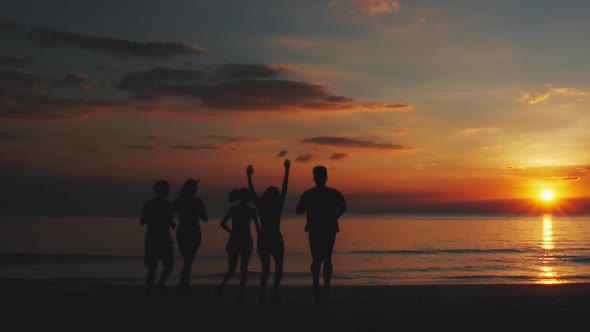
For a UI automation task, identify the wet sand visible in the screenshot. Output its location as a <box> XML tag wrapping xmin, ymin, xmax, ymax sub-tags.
<box><xmin>2</xmin><ymin>280</ymin><xmax>589</xmax><ymax>331</ymax></box>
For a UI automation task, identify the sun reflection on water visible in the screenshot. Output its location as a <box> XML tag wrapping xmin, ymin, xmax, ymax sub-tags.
<box><xmin>537</xmin><ymin>215</ymin><xmax>564</xmax><ymax>284</ymax></box>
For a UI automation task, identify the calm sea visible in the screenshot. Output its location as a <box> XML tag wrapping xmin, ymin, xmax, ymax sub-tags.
<box><xmin>1</xmin><ymin>214</ymin><xmax>589</xmax><ymax>286</ymax></box>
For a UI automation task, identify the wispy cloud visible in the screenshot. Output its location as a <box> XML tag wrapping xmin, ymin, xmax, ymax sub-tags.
<box><xmin>295</xmin><ymin>153</ymin><xmax>319</xmax><ymax>163</ymax></box>
<box><xmin>123</xmin><ymin>144</ymin><xmax>155</xmax><ymax>150</ymax></box>
<box><xmin>524</xmin><ymin>86</ymin><xmax>587</xmax><ymax>105</ymax></box>
<box><xmin>302</xmin><ymin>136</ymin><xmax>414</xmax><ymax>150</ymax></box>
<box><xmin>384</xmin><ymin>18</ymin><xmax>427</xmax><ymax>35</ymax></box>
<box><xmin>277</xmin><ymin>150</ymin><xmax>288</xmax><ymax>157</ymax></box>
<box><xmin>335</xmin><ymin>0</ymin><xmax>402</xmax><ymax>15</ymax></box>
<box><xmin>170</xmin><ymin>144</ymin><xmax>217</xmax><ymax>151</ymax></box>
<box><xmin>501</xmin><ymin>164</ymin><xmax>590</xmax><ymax>182</ymax></box>
<box><xmin>393</xmin><ymin>128</ymin><xmax>408</xmax><ymax>134</ymax></box>
<box><xmin>28</xmin><ymin>28</ymin><xmax>207</xmax><ymax>58</ymax></box>
<box><xmin>459</xmin><ymin>127</ymin><xmax>499</xmax><ymax>135</ymax></box>
<box><xmin>329</xmin><ymin>152</ymin><xmax>349</xmax><ymax>160</ymax></box>
<box><xmin>207</xmin><ymin>134</ymin><xmax>262</xmax><ymax>143</ymax></box>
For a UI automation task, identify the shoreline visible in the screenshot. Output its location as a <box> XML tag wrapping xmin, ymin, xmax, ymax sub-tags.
<box><xmin>4</xmin><ymin>281</ymin><xmax>590</xmax><ymax>331</ymax></box>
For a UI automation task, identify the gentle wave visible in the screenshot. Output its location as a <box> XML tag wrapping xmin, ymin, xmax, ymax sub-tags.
<box><xmin>0</xmin><ymin>253</ymin><xmax>226</xmax><ymax>265</ymax></box>
<box><xmin>349</xmin><ymin>249</ymin><xmax>527</xmax><ymax>255</ymax></box>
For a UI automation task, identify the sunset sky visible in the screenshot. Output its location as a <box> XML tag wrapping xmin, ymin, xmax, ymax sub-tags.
<box><xmin>2</xmin><ymin>0</ymin><xmax>590</xmax><ymax>215</ymax></box>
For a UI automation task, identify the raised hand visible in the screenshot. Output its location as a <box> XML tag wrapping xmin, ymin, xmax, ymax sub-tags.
<box><xmin>246</xmin><ymin>165</ymin><xmax>254</xmax><ymax>175</ymax></box>
<box><xmin>284</xmin><ymin>159</ymin><xmax>291</xmax><ymax>169</ymax></box>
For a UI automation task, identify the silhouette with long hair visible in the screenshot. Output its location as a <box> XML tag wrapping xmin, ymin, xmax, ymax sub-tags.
<box><xmin>140</xmin><ymin>180</ymin><xmax>176</xmax><ymax>295</ymax></box>
<box><xmin>215</xmin><ymin>188</ymin><xmax>261</xmax><ymax>301</ymax></box>
<box><xmin>296</xmin><ymin>166</ymin><xmax>346</xmax><ymax>302</ymax></box>
<box><xmin>173</xmin><ymin>179</ymin><xmax>208</xmax><ymax>297</ymax></box>
<box><xmin>246</xmin><ymin>159</ymin><xmax>290</xmax><ymax>303</ymax></box>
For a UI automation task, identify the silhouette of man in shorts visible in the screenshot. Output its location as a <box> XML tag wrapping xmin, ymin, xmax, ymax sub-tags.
<box><xmin>140</xmin><ymin>180</ymin><xmax>175</xmax><ymax>295</ymax></box>
<box><xmin>296</xmin><ymin>166</ymin><xmax>346</xmax><ymax>302</ymax></box>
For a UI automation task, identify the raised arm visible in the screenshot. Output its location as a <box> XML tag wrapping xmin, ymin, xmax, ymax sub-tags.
<box><xmin>246</xmin><ymin>165</ymin><xmax>258</xmax><ymax>204</ymax></box>
<box><xmin>280</xmin><ymin>159</ymin><xmax>290</xmax><ymax>207</ymax></box>
<box><xmin>220</xmin><ymin>208</ymin><xmax>232</xmax><ymax>234</ymax></box>
<box><xmin>252</xmin><ymin>209</ymin><xmax>261</xmax><ymax>234</ymax></box>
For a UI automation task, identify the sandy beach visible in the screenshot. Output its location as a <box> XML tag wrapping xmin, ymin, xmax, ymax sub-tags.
<box><xmin>3</xmin><ymin>280</ymin><xmax>589</xmax><ymax>331</ymax></box>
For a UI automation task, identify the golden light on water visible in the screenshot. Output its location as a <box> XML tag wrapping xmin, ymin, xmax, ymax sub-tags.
<box><xmin>541</xmin><ymin>215</ymin><xmax>554</xmax><ymax>250</ymax></box>
<box><xmin>537</xmin><ymin>215</ymin><xmax>564</xmax><ymax>285</ymax></box>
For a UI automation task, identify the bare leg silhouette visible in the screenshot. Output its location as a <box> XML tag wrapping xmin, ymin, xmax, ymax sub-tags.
<box><xmin>323</xmin><ymin>259</ymin><xmax>333</xmax><ymax>295</ymax></box>
<box><xmin>259</xmin><ymin>252</ymin><xmax>271</xmax><ymax>303</ymax></box>
<box><xmin>239</xmin><ymin>248</ymin><xmax>251</xmax><ymax>299</ymax></box>
<box><xmin>178</xmin><ymin>248</ymin><xmax>196</xmax><ymax>294</ymax></box>
<box><xmin>216</xmin><ymin>250</ymin><xmax>238</xmax><ymax>295</ymax></box>
<box><xmin>310</xmin><ymin>261</ymin><xmax>322</xmax><ymax>302</ymax></box>
<box><xmin>146</xmin><ymin>262</ymin><xmax>157</xmax><ymax>295</ymax></box>
<box><xmin>272</xmin><ymin>249</ymin><xmax>284</xmax><ymax>302</ymax></box>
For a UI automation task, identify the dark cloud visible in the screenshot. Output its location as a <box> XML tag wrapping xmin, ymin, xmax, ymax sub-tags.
<box><xmin>118</xmin><ymin>66</ymin><xmax>411</xmax><ymax>112</ymax></box>
<box><xmin>0</xmin><ymin>132</ymin><xmax>16</xmax><ymax>141</ymax></box>
<box><xmin>0</xmin><ymin>20</ymin><xmax>26</xmax><ymax>33</ymax></box>
<box><xmin>121</xmin><ymin>78</ymin><xmax>354</xmax><ymax>110</ymax></box>
<box><xmin>277</xmin><ymin>150</ymin><xmax>288</xmax><ymax>157</ymax></box>
<box><xmin>295</xmin><ymin>153</ymin><xmax>318</xmax><ymax>163</ymax></box>
<box><xmin>52</xmin><ymin>72</ymin><xmax>89</xmax><ymax>87</ymax></box>
<box><xmin>123</xmin><ymin>144</ymin><xmax>155</xmax><ymax>150</ymax></box>
<box><xmin>0</xmin><ymin>132</ymin><xmax>35</xmax><ymax>141</ymax></box>
<box><xmin>0</xmin><ymin>69</ymin><xmax>38</xmax><ymax>91</ymax></box>
<box><xmin>0</xmin><ymin>56</ymin><xmax>32</xmax><ymax>67</ymax></box>
<box><xmin>118</xmin><ymin>67</ymin><xmax>203</xmax><ymax>95</ymax></box>
<box><xmin>146</xmin><ymin>135</ymin><xmax>160</xmax><ymax>140</ymax></box>
<box><xmin>302</xmin><ymin>136</ymin><xmax>414</xmax><ymax>150</ymax></box>
<box><xmin>75</xmin><ymin>145</ymin><xmax>108</xmax><ymax>153</ymax></box>
<box><xmin>205</xmin><ymin>63</ymin><xmax>282</xmax><ymax>81</ymax></box>
<box><xmin>207</xmin><ymin>134</ymin><xmax>260</xmax><ymax>143</ymax></box>
<box><xmin>0</xmin><ymin>92</ymin><xmax>112</xmax><ymax>121</ymax></box>
<box><xmin>0</xmin><ymin>69</ymin><xmax>112</xmax><ymax>121</ymax></box>
<box><xmin>28</xmin><ymin>28</ymin><xmax>207</xmax><ymax>58</ymax></box>
<box><xmin>329</xmin><ymin>152</ymin><xmax>348</xmax><ymax>160</ymax></box>
<box><xmin>170</xmin><ymin>144</ymin><xmax>217</xmax><ymax>150</ymax></box>
<box><xmin>118</xmin><ymin>64</ymin><xmax>282</xmax><ymax>96</ymax></box>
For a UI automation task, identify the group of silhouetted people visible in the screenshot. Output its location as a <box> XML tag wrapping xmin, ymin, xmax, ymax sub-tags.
<box><xmin>140</xmin><ymin>160</ymin><xmax>346</xmax><ymax>303</ymax></box>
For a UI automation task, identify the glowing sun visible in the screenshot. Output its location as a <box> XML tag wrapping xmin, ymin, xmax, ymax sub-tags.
<box><xmin>540</xmin><ymin>189</ymin><xmax>555</xmax><ymax>202</ymax></box>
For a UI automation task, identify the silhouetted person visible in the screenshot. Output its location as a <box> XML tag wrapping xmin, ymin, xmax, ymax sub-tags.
<box><xmin>173</xmin><ymin>179</ymin><xmax>208</xmax><ymax>297</ymax></box>
<box><xmin>296</xmin><ymin>166</ymin><xmax>346</xmax><ymax>302</ymax></box>
<box><xmin>215</xmin><ymin>188</ymin><xmax>261</xmax><ymax>301</ymax></box>
<box><xmin>140</xmin><ymin>180</ymin><xmax>175</xmax><ymax>295</ymax></box>
<box><xmin>246</xmin><ymin>159</ymin><xmax>290</xmax><ymax>303</ymax></box>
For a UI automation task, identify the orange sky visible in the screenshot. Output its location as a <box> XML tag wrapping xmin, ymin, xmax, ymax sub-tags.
<box><xmin>2</xmin><ymin>1</ymin><xmax>590</xmax><ymax>215</ymax></box>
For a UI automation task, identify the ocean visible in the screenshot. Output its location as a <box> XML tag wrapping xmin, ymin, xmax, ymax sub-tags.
<box><xmin>1</xmin><ymin>214</ymin><xmax>589</xmax><ymax>286</ymax></box>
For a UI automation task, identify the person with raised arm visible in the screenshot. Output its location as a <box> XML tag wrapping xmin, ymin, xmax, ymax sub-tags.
<box><xmin>247</xmin><ymin>159</ymin><xmax>291</xmax><ymax>303</ymax></box>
